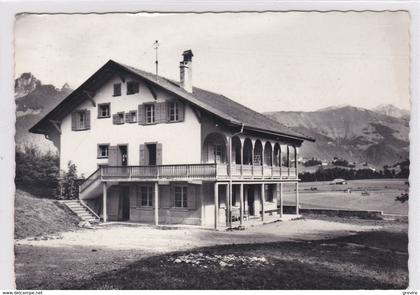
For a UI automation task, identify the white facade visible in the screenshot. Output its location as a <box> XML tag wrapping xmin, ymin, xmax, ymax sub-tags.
<box><xmin>60</xmin><ymin>74</ymin><xmax>201</xmax><ymax>176</ymax></box>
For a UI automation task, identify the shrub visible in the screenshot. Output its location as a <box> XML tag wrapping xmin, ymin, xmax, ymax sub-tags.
<box><xmin>57</xmin><ymin>161</ymin><xmax>82</xmax><ymax>200</ymax></box>
<box><xmin>303</xmin><ymin>158</ymin><xmax>322</xmax><ymax>167</ymax></box>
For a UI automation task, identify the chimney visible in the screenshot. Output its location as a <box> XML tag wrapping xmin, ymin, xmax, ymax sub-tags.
<box><xmin>180</xmin><ymin>50</ymin><xmax>193</xmax><ymax>93</ymax></box>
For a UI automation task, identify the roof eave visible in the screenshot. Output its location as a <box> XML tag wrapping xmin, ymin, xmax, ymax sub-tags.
<box><xmin>238</xmin><ymin>124</ymin><xmax>315</xmax><ymax>142</ymax></box>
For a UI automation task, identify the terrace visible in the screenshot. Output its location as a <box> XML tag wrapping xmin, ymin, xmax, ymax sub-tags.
<box><xmin>80</xmin><ymin>163</ymin><xmax>298</xmax><ymax>193</ymax></box>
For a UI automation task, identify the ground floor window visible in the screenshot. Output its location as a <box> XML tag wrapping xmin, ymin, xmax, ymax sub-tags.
<box><xmin>174</xmin><ymin>186</ymin><xmax>188</xmax><ymax>208</ymax></box>
<box><xmin>137</xmin><ymin>185</ymin><xmax>154</xmax><ymax>207</ymax></box>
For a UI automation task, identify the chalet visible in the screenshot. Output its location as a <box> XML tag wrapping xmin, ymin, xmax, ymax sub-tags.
<box><xmin>30</xmin><ymin>50</ymin><xmax>314</xmax><ymax>229</ymax></box>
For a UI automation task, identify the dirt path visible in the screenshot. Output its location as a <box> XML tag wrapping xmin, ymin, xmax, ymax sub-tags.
<box><xmin>16</xmin><ymin>219</ymin><xmax>379</xmax><ymax>252</ymax></box>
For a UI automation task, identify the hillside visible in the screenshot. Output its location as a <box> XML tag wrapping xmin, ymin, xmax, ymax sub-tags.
<box><xmin>265</xmin><ymin>106</ymin><xmax>409</xmax><ymax>168</ymax></box>
<box><xmin>15</xmin><ymin>73</ymin><xmax>72</xmax><ymax>151</ymax></box>
<box><xmin>15</xmin><ymin>189</ymin><xmax>80</xmax><ymax>239</ymax></box>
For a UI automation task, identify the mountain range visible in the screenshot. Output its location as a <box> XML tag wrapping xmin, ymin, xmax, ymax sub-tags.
<box><xmin>265</xmin><ymin>105</ymin><xmax>410</xmax><ymax>168</ymax></box>
<box><xmin>15</xmin><ymin>73</ymin><xmax>410</xmax><ymax>168</ymax></box>
<box><xmin>15</xmin><ymin>73</ymin><xmax>72</xmax><ymax>151</ymax></box>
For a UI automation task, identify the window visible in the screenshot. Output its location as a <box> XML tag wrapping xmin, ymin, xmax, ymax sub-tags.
<box><xmin>265</xmin><ymin>185</ymin><xmax>274</xmax><ymax>202</ymax></box>
<box><xmin>174</xmin><ymin>186</ymin><xmax>188</xmax><ymax>208</ymax></box>
<box><xmin>145</xmin><ymin>104</ymin><xmax>155</xmax><ymax>124</ymax></box>
<box><xmin>71</xmin><ymin>110</ymin><xmax>90</xmax><ymax>131</ymax></box>
<box><xmin>97</xmin><ymin>144</ymin><xmax>109</xmax><ymax>158</ymax></box>
<box><xmin>113</xmin><ymin>83</ymin><xmax>121</xmax><ymax>96</ymax></box>
<box><xmin>214</xmin><ymin>144</ymin><xmax>223</xmax><ymax>163</ymax></box>
<box><xmin>168</xmin><ymin>102</ymin><xmax>182</xmax><ymax>122</ymax></box>
<box><xmin>127</xmin><ymin>81</ymin><xmax>139</xmax><ymax>95</ymax></box>
<box><xmin>98</xmin><ymin>103</ymin><xmax>110</xmax><ymax>118</ymax></box>
<box><xmin>125</xmin><ymin>110</ymin><xmax>137</xmax><ymax>123</ymax></box>
<box><xmin>137</xmin><ymin>186</ymin><xmax>153</xmax><ymax>207</ymax></box>
<box><xmin>254</xmin><ymin>154</ymin><xmax>262</xmax><ymax>166</ymax></box>
<box><xmin>113</xmin><ymin>112</ymin><xmax>125</xmax><ymax>125</ymax></box>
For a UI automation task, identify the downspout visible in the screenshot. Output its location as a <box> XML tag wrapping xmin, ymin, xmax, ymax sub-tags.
<box><xmin>228</xmin><ymin>123</ymin><xmax>245</xmax><ymax>228</ymax></box>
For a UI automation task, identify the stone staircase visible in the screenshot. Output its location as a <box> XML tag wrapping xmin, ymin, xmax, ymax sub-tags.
<box><xmin>60</xmin><ymin>200</ymin><xmax>100</xmax><ymax>223</ymax></box>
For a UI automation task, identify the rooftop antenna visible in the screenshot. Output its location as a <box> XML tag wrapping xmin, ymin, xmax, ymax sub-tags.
<box><xmin>153</xmin><ymin>40</ymin><xmax>159</xmax><ymax>80</ymax></box>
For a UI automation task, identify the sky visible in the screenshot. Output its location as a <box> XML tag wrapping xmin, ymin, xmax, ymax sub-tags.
<box><xmin>14</xmin><ymin>11</ymin><xmax>410</xmax><ymax>112</ymax></box>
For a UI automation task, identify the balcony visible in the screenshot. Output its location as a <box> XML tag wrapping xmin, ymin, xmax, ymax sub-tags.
<box><xmin>79</xmin><ymin>163</ymin><xmax>298</xmax><ymax>195</ymax></box>
<box><xmin>85</xmin><ymin>163</ymin><xmax>295</xmax><ymax>183</ymax></box>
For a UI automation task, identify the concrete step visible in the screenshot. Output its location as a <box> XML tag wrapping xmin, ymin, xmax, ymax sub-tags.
<box><xmin>67</xmin><ymin>205</ymin><xmax>85</xmax><ymax>209</ymax></box>
<box><xmin>71</xmin><ymin>208</ymin><xmax>88</xmax><ymax>212</ymax></box>
<box><xmin>62</xmin><ymin>200</ymin><xmax>100</xmax><ymax>223</ymax></box>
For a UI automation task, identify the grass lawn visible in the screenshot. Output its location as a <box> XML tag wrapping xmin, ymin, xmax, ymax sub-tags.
<box><xmin>64</xmin><ymin>227</ymin><xmax>407</xmax><ymax>290</ymax></box>
<box><xmin>283</xmin><ymin>179</ymin><xmax>408</xmax><ymax>215</ymax></box>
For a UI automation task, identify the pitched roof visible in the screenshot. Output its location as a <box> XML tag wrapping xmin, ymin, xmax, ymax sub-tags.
<box><xmin>30</xmin><ymin>60</ymin><xmax>314</xmax><ymax>142</ymax></box>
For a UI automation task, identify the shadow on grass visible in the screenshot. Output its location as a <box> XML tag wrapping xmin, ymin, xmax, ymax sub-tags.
<box><xmin>67</xmin><ymin>230</ymin><xmax>408</xmax><ymax>290</ymax></box>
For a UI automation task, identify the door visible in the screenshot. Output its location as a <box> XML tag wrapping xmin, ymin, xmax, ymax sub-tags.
<box><xmin>146</xmin><ymin>144</ymin><xmax>156</xmax><ymax>165</ymax></box>
<box><xmin>119</xmin><ymin>186</ymin><xmax>130</xmax><ymax>221</ymax></box>
<box><xmin>119</xmin><ymin>145</ymin><xmax>128</xmax><ymax>166</ymax></box>
<box><xmin>247</xmin><ymin>186</ymin><xmax>255</xmax><ymax>216</ymax></box>
<box><xmin>140</xmin><ymin>143</ymin><xmax>162</xmax><ymax>165</ymax></box>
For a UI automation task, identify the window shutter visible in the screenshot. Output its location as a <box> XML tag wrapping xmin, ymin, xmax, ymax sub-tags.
<box><xmin>139</xmin><ymin>144</ymin><xmax>146</xmax><ymax>165</ymax></box>
<box><xmin>155</xmin><ymin>102</ymin><xmax>167</xmax><ymax>123</ymax></box>
<box><xmin>125</xmin><ymin>112</ymin><xmax>131</xmax><ymax>123</ymax></box>
<box><xmin>108</xmin><ymin>146</ymin><xmax>119</xmax><ymax>166</ymax></box>
<box><xmin>156</xmin><ymin>143</ymin><xmax>163</xmax><ymax>165</ymax></box>
<box><xmin>71</xmin><ymin>112</ymin><xmax>77</xmax><ymax>131</ymax></box>
<box><xmin>138</xmin><ymin>104</ymin><xmax>146</xmax><ymax>125</ymax></box>
<box><xmin>155</xmin><ymin>102</ymin><xmax>161</xmax><ymax>123</ymax></box>
<box><xmin>85</xmin><ymin>110</ymin><xmax>91</xmax><ymax>129</ymax></box>
<box><xmin>187</xmin><ymin>185</ymin><xmax>197</xmax><ymax>210</ymax></box>
<box><xmin>152</xmin><ymin>186</ymin><xmax>156</xmax><ymax>209</ymax></box>
<box><xmin>178</xmin><ymin>102</ymin><xmax>185</xmax><ymax>121</ymax></box>
<box><xmin>170</xmin><ymin>185</ymin><xmax>175</xmax><ymax>208</ymax></box>
<box><xmin>112</xmin><ymin>114</ymin><xmax>119</xmax><ymax>125</ymax></box>
<box><xmin>161</xmin><ymin>185</ymin><xmax>170</xmax><ymax>208</ymax></box>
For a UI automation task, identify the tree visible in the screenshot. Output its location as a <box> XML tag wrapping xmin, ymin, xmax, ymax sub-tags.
<box><xmin>57</xmin><ymin>161</ymin><xmax>81</xmax><ymax>200</ymax></box>
<box><xmin>15</xmin><ymin>144</ymin><xmax>59</xmax><ymax>197</ymax></box>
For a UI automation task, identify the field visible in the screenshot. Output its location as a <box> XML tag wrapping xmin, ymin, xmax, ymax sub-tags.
<box><xmin>283</xmin><ymin>179</ymin><xmax>408</xmax><ymax>215</ymax></box>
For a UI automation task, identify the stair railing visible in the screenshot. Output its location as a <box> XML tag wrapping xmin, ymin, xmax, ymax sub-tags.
<box><xmin>79</xmin><ymin>199</ymin><xmax>101</xmax><ymax>220</ymax></box>
<box><xmin>79</xmin><ymin>168</ymin><xmax>101</xmax><ymax>193</ymax></box>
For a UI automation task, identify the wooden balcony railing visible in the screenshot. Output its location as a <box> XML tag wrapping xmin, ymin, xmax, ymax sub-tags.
<box><xmin>80</xmin><ymin>163</ymin><xmax>298</xmax><ymax>185</ymax></box>
<box><xmin>102</xmin><ymin>164</ymin><xmax>218</xmax><ymax>180</ymax></box>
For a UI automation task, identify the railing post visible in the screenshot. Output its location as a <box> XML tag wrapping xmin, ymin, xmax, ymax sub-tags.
<box><xmin>102</xmin><ymin>182</ymin><xmax>107</xmax><ymax>223</ymax></box>
<box><xmin>261</xmin><ymin>183</ymin><xmax>265</xmax><ymax>222</ymax></box>
<box><xmin>214</xmin><ymin>182</ymin><xmax>219</xmax><ymax>230</ymax></box>
<box><xmin>154</xmin><ymin>182</ymin><xmax>159</xmax><ymax>225</ymax></box>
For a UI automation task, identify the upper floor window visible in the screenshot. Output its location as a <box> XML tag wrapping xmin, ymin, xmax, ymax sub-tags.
<box><xmin>214</xmin><ymin>144</ymin><xmax>224</xmax><ymax>163</ymax></box>
<box><xmin>71</xmin><ymin>110</ymin><xmax>90</xmax><ymax>131</ymax></box>
<box><xmin>137</xmin><ymin>186</ymin><xmax>153</xmax><ymax>207</ymax></box>
<box><xmin>127</xmin><ymin>81</ymin><xmax>139</xmax><ymax>95</ymax></box>
<box><xmin>98</xmin><ymin>103</ymin><xmax>110</xmax><ymax>118</ymax></box>
<box><xmin>97</xmin><ymin>144</ymin><xmax>109</xmax><ymax>158</ymax></box>
<box><xmin>113</xmin><ymin>83</ymin><xmax>121</xmax><ymax>97</ymax></box>
<box><xmin>125</xmin><ymin>110</ymin><xmax>137</xmax><ymax>123</ymax></box>
<box><xmin>168</xmin><ymin>102</ymin><xmax>183</xmax><ymax>122</ymax></box>
<box><xmin>113</xmin><ymin>112</ymin><xmax>125</xmax><ymax>125</ymax></box>
<box><xmin>145</xmin><ymin>104</ymin><xmax>155</xmax><ymax>124</ymax></box>
<box><xmin>174</xmin><ymin>186</ymin><xmax>188</xmax><ymax>208</ymax></box>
